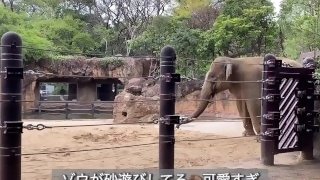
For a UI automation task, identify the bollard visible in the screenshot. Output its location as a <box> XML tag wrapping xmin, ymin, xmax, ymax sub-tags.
<box><xmin>0</xmin><ymin>32</ymin><xmax>23</xmax><ymax>180</ymax></box>
<box><xmin>159</xmin><ymin>45</ymin><xmax>179</xmax><ymax>175</ymax></box>
<box><xmin>300</xmin><ymin>57</ymin><xmax>316</xmax><ymax>160</ymax></box>
<box><xmin>261</xmin><ymin>54</ymin><xmax>281</xmax><ymax>166</ymax></box>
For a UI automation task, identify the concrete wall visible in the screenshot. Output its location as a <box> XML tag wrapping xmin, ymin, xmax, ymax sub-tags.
<box><xmin>23</xmin><ymin>78</ymin><xmax>122</xmax><ymax>112</ymax></box>
<box><xmin>77</xmin><ymin>81</ymin><xmax>97</xmax><ymax>103</ymax></box>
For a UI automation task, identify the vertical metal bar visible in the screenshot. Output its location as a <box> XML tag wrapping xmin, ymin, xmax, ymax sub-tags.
<box><xmin>261</xmin><ymin>54</ymin><xmax>281</xmax><ymax>166</ymax></box>
<box><xmin>159</xmin><ymin>46</ymin><xmax>176</xmax><ymax>174</ymax></box>
<box><xmin>38</xmin><ymin>102</ymin><xmax>41</xmax><ymax>115</ymax></box>
<box><xmin>65</xmin><ymin>102</ymin><xmax>69</xmax><ymax>119</ymax></box>
<box><xmin>114</xmin><ymin>83</ymin><xmax>118</xmax><ymax>96</ymax></box>
<box><xmin>91</xmin><ymin>103</ymin><xmax>94</xmax><ymax>119</ymax></box>
<box><xmin>0</xmin><ymin>32</ymin><xmax>23</xmax><ymax>180</ymax></box>
<box><xmin>300</xmin><ymin>58</ymin><xmax>316</xmax><ymax>160</ymax></box>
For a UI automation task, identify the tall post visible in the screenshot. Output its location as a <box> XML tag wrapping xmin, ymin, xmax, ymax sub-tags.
<box><xmin>261</xmin><ymin>54</ymin><xmax>281</xmax><ymax>166</ymax></box>
<box><xmin>0</xmin><ymin>32</ymin><xmax>23</xmax><ymax>180</ymax></box>
<box><xmin>300</xmin><ymin>57</ymin><xmax>316</xmax><ymax>160</ymax></box>
<box><xmin>159</xmin><ymin>45</ymin><xmax>178</xmax><ymax>174</ymax></box>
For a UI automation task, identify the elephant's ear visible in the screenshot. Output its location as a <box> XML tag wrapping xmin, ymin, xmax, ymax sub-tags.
<box><xmin>225</xmin><ymin>63</ymin><xmax>232</xmax><ymax>80</ymax></box>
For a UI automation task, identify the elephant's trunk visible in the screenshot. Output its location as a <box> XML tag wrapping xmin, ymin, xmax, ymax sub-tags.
<box><xmin>190</xmin><ymin>83</ymin><xmax>214</xmax><ymax>118</ymax></box>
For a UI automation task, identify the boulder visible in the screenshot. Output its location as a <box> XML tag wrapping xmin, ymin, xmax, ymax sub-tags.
<box><xmin>124</xmin><ymin>77</ymin><xmax>147</xmax><ymax>95</ymax></box>
<box><xmin>113</xmin><ymin>91</ymin><xmax>160</xmax><ymax>123</ymax></box>
<box><xmin>113</xmin><ymin>78</ymin><xmax>239</xmax><ymax>123</ymax></box>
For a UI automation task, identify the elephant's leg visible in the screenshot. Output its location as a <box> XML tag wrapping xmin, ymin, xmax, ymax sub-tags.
<box><xmin>245</xmin><ymin>100</ymin><xmax>261</xmax><ymax>135</ymax></box>
<box><xmin>236</xmin><ymin>100</ymin><xmax>255</xmax><ymax>136</ymax></box>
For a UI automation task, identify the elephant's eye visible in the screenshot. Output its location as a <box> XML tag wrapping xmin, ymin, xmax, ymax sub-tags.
<box><xmin>210</xmin><ymin>76</ymin><xmax>217</xmax><ymax>81</ymax></box>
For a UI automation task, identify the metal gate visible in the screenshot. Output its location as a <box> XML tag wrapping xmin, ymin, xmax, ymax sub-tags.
<box><xmin>279</xmin><ymin>78</ymin><xmax>299</xmax><ymax>151</ymax></box>
<box><xmin>261</xmin><ymin>54</ymin><xmax>319</xmax><ymax>165</ymax></box>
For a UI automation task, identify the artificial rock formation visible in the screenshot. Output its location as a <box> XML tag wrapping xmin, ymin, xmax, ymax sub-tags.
<box><xmin>22</xmin><ymin>56</ymin><xmax>156</xmax><ymax>112</ymax></box>
<box><xmin>113</xmin><ymin>78</ymin><xmax>238</xmax><ymax>123</ymax></box>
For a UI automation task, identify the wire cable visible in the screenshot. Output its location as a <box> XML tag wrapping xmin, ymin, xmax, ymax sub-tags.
<box><xmin>23</xmin><ymin>118</ymin><xmax>247</xmax><ymax>131</ymax></box>
<box><xmin>23</xmin><ymin>121</ymin><xmax>157</xmax><ymax>130</ymax></box>
<box><xmin>34</xmin><ymin>97</ymin><xmax>263</xmax><ymax>105</ymax></box>
<box><xmin>21</xmin><ymin>136</ymin><xmax>256</xmax><ymax>156</ymax></box>
<box><xmin>0</xmin><ymin>44</ymin><xmax>270</xmax><ymax>65</ymax></box>
<box><xmin>21</xmin><ymin>142</ymin><xmax>158</xmax><ymax>156</ymax></box>
<box><xmin>0</xmin><ymin>44</ymin><xmax>159</xmax><ymax>59</ymax></box>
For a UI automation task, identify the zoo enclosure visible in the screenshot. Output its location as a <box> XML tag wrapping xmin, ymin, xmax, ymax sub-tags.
<box><xmin>261</xmin><ymin>54</ymin><xmax>320</xmax><ymax>165</ymax></box>
<box><xmin>1</xmin><ymin>31</ymin><xmax>320</xmax><ymax>179</ymax></box>
<box><xmin>32</xmin><ymin>101</ymin><xmax>114</xmax><ymax>119</ymax></box>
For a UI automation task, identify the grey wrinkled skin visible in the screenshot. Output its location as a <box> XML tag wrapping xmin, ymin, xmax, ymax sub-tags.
<box><xmin>190</xmin><ymin>56</ymin><xmax>302</xmax><ymax>137</ymax></box>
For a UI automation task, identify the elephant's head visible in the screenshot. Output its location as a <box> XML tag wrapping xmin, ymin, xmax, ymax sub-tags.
<box><xmin>191</xmin><ymin>57</ymin><xmax>234</xmax><ymax>118</ymax></box>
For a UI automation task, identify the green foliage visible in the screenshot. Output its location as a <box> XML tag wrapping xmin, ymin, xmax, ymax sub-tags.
<box><xmin>212</xmin><ymin>0</ymin><xmax>278</xmax><ymax>57</ymax></box>
<box><xmin>279</xmin><ymin>0</ymin><xmax>320</xmax><ymax>60</ymax></box>
<box><xmin>3</xmin><ymin>0</ymin><xmax>318</xmax><ymax>78</ymax></box>
<box><xmin>52</xmin><ymin>83</ymin><xmax>68</xmax><ymax>95</ymax></box>
<box><xmin>130</xmin><ymin>16</ymin><xmax>179</xmax><ymax>56</ymax></box>
<box><xmin>0</xmin><ymin>6</ymin><xmax>56</xmax><ymax>62</ymax></box>
<box><xmin>173</xmin><ymin>0</ymin><xmax>211</xmax><ymax>19</ymax></box>
<box><xmin>100</xmin><ymin>57</ymin><xmax>124</xmax><ymax>69</ymax></box>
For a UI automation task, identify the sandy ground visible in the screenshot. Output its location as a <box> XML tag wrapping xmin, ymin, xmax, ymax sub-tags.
<box><xmin>20</xmin><ymin>119</ymin><xmax>320</xmax><ymax>180</ymax></box>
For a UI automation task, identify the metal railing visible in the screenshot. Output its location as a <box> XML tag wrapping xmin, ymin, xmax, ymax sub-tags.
<box><xmin>31</xmin><ymin>101</ymin><xmax>114</xmax><ymax>119</ymax></box>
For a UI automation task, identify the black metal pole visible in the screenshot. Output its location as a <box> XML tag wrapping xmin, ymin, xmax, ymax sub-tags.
<box><xmin>261</xmin><ymin>54</ymin><xmax>281</xmax><ymax>166</ymax></box>
<box><xmin>0</xmin><ymin>32</ymin><xmax>23</xmax><ymax>180</ymax></box>
<box><xmin>159</xmin><ymin>46</ymin><xmax>176</xmax><ymax>174</ymax></box>
<box><xmin>300</xmin><ymin>57</ymin><xmax>316</xmax><ymax>160</ymax></box>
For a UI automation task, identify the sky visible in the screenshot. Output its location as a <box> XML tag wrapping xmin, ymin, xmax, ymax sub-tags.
<box><xmin>271</xmin><ymin>0</ymin><xmax>283</xmax><ymax>14</ymax></box>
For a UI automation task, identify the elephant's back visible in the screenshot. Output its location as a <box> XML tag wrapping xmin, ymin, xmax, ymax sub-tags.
<box><xmin>236</xmin><ymin>56</ymin><xmax>302</xmax><ymax>67</ymax></box>
<box><xmin>277</xmin><ymin>57</ymin><xmax>303</xmax><ymax>67</ymax></box>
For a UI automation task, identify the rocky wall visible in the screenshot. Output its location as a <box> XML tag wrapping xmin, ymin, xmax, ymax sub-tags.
<box><xmin>22</xmin><ymin>56</ymin><xmax>157</xmax><ymax>112</ymax></box>
<box><xmin>113</xmin><ymin>78</ymin><xmax>238</xmax><ymax>123</ymax></box>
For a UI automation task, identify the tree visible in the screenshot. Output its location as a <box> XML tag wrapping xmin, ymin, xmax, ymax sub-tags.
<box><xmin>212</xmin><ymin>0</ymin><xmax>279</xmax><ymax>57</ymax></box>
<box><xmin>279</xmin><ymin>0</ymin><xmax>320</xmax><ymax>59</ymax></box>
<box><xmin>173</xmin><ymin>0</ymin><xmax>222</xmax><ymax>30</ymax></box>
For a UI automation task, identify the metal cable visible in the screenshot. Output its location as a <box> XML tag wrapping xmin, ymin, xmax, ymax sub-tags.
<box><xmin>24</xmin><ymin>72</ymin><xmax>265</xmax><ymax>83</ymax></box>
<box><xmin>178</xmin><ymin>98</ymin><xmax>262</xmax><ymax>102</ymax></box>
<box><xmin>0</xmin><ymin>45</ymin><xmax>268</xmax><ymax>65</ymax></box>
<box><xmin>23</xmin><ymin>122</ymin><xmax>157</xmax><ymax>130</ymax></box>
<box><xmin>21</xmin><ymin>136</ymin><xmax>255</xmax><ymax>156</ymax></box>
<box><xmin>178</xmin><ymin>57</ymin><xmax>265</xmax><ymax>65</ymax></box>
<box><xmin>0</xmin><ymin>100</ymin><xmax>35</xmax><ymax>103</ymax></box>
<box><xmin>34</xmin><ymin>97</ymin><xmax>263</xmax><ymax>104</ymax></box>
<box><xmin>23</xmin><ymin>116</ymin><xmax>256</xmax><ymax>131</ymax></box>
<box><xmin>33</xmin><ymin>74</ymin><xmax>159</xmax><ymax>79</ymax></box>
<box><xmin>20</xmin><ymin>97</ymin><xmax>263</xmax><ymax>114</ymax></box>
<box><xmin>190</xmin><ymin>116</ymin><xmax>261</xmax><ymax>120</ymax></box>
<box><xmin>21</xmin><ymin>142</ymin><xmax>158</xmax><ymax>156</ymax></box>
<box><xmin>205</xmin><ymin>80</ymin><xmax>263</xmax><ymax>83</ymax></box>
<box><xmin>0</xmin><ymin>45</ymin><xmax>159</xmax><ymax>59</ymax></box>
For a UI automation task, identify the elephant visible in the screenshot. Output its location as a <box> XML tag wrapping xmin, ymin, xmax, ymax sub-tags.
<box><xmin>190</xmin><ymin>56</ymin><xmax>303</xmax><ymax>136</ymax></box>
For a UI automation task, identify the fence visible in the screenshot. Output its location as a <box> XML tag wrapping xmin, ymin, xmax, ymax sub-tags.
<box><xmin>31</xmin><ymin>101</ymin><xmax>113</xmax><ymax>119</ymax></box>
<box><xmin>1</xmin><ymin>31</ymin><xmax>320</xmax><ymax>179</ymax></box>
<box><xmin>261</xmin><ymin>54</ymin><xmax>319</xmax><ymax>165</ymax></box>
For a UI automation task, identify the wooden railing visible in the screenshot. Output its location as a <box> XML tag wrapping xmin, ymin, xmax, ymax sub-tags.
<box><xmin>30</xmin><ymin>101</ymin><xmax>114</xmax><ymax>119</ymax></box>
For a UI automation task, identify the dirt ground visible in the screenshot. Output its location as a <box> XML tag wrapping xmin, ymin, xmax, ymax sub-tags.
<box><xmin>21</xmin><ymin>119</ymin><xmax>320</xmax><ymax>180</ymax></box>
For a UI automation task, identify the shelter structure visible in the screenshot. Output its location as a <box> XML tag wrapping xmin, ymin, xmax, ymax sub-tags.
<box><xmin>22</xmin><ymin>56</ymin><xmax>159</xmax><ymax>117</ymax></box>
